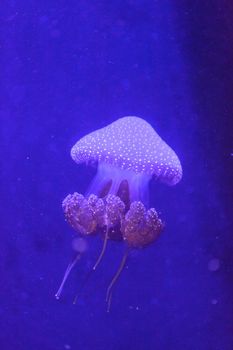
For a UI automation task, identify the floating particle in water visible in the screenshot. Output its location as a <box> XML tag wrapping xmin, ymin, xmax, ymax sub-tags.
<box><xmin>64</xmin><ymin>344</ymin><xmax>71</xmax><ymax>350</ymax></box>
<box><xmin>208</xmin><ymin>258</ymin><xmax>220</xmax><ymax>272</ymax></box>
<box><xmin>72</xmin><ymin>237</ymin><xmax>88</xmax><ymax>253</ymax></box>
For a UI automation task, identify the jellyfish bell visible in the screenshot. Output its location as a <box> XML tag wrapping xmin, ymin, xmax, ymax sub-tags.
<box><xmin>56</xmin><ymin>116</ymin><xmax>182</xmax><ymax>310</ymax></box>
<box><xmin>71</xmin><ymin>116</ymin><xmax>182</xmax><ymax>205</ymax></box>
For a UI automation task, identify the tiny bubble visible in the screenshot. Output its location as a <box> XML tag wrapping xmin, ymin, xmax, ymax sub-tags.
<box><xmin>208</xmin><ymin>258</ymin><xmax>220</xmax><ymax>272</ymax></box>
<box><xmin>72</xmin><ymin>237</ymin><xmax>88</xmax><ymax>253</ymax></box>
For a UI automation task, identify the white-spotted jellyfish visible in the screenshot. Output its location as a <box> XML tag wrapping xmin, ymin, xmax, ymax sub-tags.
<box><xmin>55</xmin><ymin>116</ymin><xmax>182</xmax><ymax>311</ymax></box>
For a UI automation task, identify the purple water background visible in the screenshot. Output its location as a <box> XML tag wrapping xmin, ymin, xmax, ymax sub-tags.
<box><xmin>1</xmin><ymin>1</ymin><xmax>233</xmax><ymax>349</ymax></box>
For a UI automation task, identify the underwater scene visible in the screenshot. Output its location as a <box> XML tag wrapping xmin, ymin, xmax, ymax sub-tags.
<box><xmin>1</xmin><ymin>1</ymin><xmax>233</xmax><ymax>350</ymax></box>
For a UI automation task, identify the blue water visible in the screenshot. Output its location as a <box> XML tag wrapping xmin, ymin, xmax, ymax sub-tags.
<box><xmin>1</xmin><ymin>1</ymin><xmax>233</xmax><ymax>350</ymax></box>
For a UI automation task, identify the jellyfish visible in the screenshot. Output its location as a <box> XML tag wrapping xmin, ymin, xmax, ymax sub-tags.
<box><xmin>56</xmin><ymin>116</ymin><xmax>182</xmax><ymax>310</ymax></box>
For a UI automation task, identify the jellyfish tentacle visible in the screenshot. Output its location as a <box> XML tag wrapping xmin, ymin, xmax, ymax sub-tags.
<box><xmin>73</xmin><ymin>195</ymin><xmax>126</xmax><ymax>304</ymax></box>
<box><xmin>93</xmin><ymin>226</ymin><xmax>109</xmax><ymax>271</ymax></box>
<box><xmin>73</xmin><ymin>226</ymin><xmax>110</xmax><ymax>304</ymax></box>
<box><xmin>55</xmin><ymin>253</ymin><xmax>81</xmax><ymax>300</ymax></box>
<box><xmin>73</xmin><ymin>194</ymin><xmax>125</xmax><ymax>303</ymax></box>
<box><xmin>106</xmin><ymin>291</ymin><xmax>113</xmax><ymax>313</ymax></box>
<box><xmin>73</xmin><ymin>265</ymin><xmax>95</xmax><ymax>304</ymax></box>
<box><xmin>106</xmin><ymin>248</ymin><xmax>129</xmax><ymax>312</ymax></box>
<box><xmin>72</xmin><ymin>228</ymin><xmax>109</xmax><ymax>305</ymax></box>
